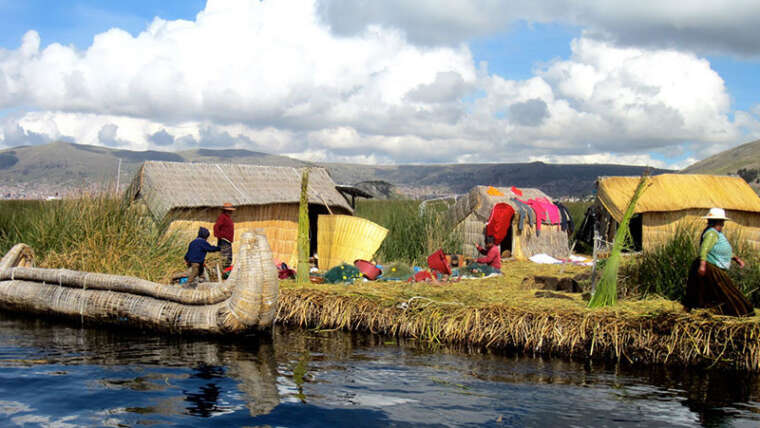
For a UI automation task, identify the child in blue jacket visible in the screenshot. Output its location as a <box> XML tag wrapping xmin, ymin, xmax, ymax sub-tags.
<box><xmin>183</xmin><ymin>227</ymin><xmax>220</xmax><ymax>285</ymax></box>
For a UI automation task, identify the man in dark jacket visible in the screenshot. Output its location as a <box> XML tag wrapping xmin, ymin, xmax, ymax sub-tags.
<box><xmin>184</xmin><ymin>227</ymin><xmax>220</xmax><ymax>285</ymax></box>
<box><xmin>213</xmin><ymin>202</ymin><xmax>235</xmax><ymax>272</ymax></box>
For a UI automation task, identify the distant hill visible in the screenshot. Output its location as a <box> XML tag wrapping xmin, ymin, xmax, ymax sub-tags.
<box><xmin>0</xmin><ymin>141</ymin><xmax>668</xmax><ymax>199</ymax></box>
<box><xmin>352</xmin><ymin>180</ymin><xmax>403</xmax><ymax>200</ymax></box>
<box><xmin>324</xmin><ymin>162</ymin><xmax>667</xmax><ymax>198</ymax></box>
<box><xmin>682</xmin><ymin>139</ymin><xmax>760</xmax><ymax>191</ymax></box>
<box><xmin>0</xmin><ymin>142</ymin><xmax>310</xmax><ymax>197</ymax></box>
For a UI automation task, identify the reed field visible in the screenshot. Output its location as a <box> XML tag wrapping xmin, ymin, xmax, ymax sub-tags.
<box><xmin>0</xmin><ymin>196</ymin><xmax>187</xmax><ymax>282</ymax></box>
<box><xmin>3</xmin><ymin>196</ymin><xmax>760</xmax><ymax>369</ymax></box>
<box><xmin>355</xmin><ymin>199</ymin><xmax>461</xmax><ymax>264</ymax></box>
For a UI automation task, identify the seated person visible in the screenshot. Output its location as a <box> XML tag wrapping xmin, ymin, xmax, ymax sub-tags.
<box><xmin>475</xmin><ymin>235</ymin><xmax>501</xmax><ymax>271</ymax></box>
<box><xmin>183</xmin><ymin>227</ymin><xmax>220</xmax><ymax>285</ymax></box>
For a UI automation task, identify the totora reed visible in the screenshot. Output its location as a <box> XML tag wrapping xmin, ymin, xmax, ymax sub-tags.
<box><xmin>0</xmin><ymin>232</ymin><xmax>278</xmax><ymax>334</ymax></box>
<box><xmin>276</xmin><ymin>286</ymin><xmax>760</xmax><ymax>372</ymax></box>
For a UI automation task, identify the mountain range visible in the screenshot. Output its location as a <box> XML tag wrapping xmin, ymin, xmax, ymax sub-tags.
<box><xmin>7</xmin><ymin>140</ymin><xmax>750</xmax><ymax>199</ymax></box>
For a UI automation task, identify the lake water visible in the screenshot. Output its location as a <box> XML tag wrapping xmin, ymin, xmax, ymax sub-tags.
<box><xmin>0</xmin><ymin>312</ymin><xmax>759</xmax><ymax>427</ymax></box>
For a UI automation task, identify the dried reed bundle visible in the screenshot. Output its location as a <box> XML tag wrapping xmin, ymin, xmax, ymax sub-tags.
<box><xmin>317</xmin><ymin>215</ymin><xmax>388</xmax><ymax>270</ymax></box>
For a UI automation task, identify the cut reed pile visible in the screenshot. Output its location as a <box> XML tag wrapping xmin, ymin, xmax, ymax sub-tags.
<box><xmin>276</xmin><ymin>263</ymin><xmax>760</xmax><ymax>371</ymax></box>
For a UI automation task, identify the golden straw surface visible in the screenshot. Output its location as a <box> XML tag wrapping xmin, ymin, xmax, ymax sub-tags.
<box><xmin>317</xmin><ymin>215</ymin><xmax>388</xmax><ymax>270</ymax></box>
<box><xmin>598</xmin><ymin>173</ymin><xmax>760</xmax><ymax>223</ymax></box>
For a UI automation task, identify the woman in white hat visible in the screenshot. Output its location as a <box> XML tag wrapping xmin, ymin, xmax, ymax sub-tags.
<box><xmin>684</xmin><ymin>208</ymin><xmax>753</xmax><ymax>316</ymax></box>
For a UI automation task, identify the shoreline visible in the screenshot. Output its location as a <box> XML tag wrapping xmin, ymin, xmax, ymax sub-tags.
<box><xmin>276</xmin><ymin>286</ymin><xmax>760</xmax><ymax>371</ymax></box>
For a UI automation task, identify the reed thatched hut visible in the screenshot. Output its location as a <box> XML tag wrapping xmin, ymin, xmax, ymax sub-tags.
<box><xmin>127</xmin><ymin>161</ymin><xmax>352</xmax><ymax>267</ymax></box>
<box><xmin>450</xmin><ymin>186</ymin><xmax>570</xmax><ymax>260</ymax></box>
<box><xmin>580</xmin><ymin>174</ymin><xmax>760</xmax><ymax>251</ymax></box>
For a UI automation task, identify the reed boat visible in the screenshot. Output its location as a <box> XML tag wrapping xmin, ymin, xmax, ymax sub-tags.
<box><xmin>0</xmin><ymin>232</ymin><xmax>278</xmax><ymax>334</ymax></box>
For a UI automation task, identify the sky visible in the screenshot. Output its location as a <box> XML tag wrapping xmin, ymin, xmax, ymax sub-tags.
<box><xmin>1</xmin><ymin>0</ymin><xmax>760</xmax><ymax>169</ymax></box>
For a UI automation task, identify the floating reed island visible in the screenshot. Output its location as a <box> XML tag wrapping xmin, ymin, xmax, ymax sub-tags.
<box><xmin>275</xmin><ymin>262</ymin><xmax>760</xmax><ymax>372</ymax></box>
<box><xmin>0</xmin><ymin>232</ymin><xmax>278</xmax><ymax>334</ymax></box>
<box><xmin>2</xmin><ymin>195</ymin><xmax>760</xmax><ymax>371</ymax></box>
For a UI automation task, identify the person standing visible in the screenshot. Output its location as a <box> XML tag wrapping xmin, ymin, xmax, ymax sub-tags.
<box><xmin>684</xmin><ymin>208</ymin><xmax>753</xmax><ymax>316</ymax></box>
<box><xmin>214</xmin><ymin>202</ymin><xmax>235</xmax><ymax>273</ymax></box>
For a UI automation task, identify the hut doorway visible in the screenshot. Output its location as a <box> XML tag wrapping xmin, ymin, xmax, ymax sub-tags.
<box><xmin>501</xmin><ymin>225</ymin><xmax>513</xmax><ymax>256</ymax></box>
<box><xmin>309</xmin><ymin>204</ymin><xmax>330</xmax><ymax>257</ymax></box>
<box><xmin>629</xmin><ymin>214</ymin><xmax>643</xmax><ymax>251</ymax></box>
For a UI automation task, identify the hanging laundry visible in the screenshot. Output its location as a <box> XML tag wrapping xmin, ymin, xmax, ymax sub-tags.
<box><xmin>511</xmin><ymin>198</ymin><xmax>535</xmax><ymax>232</ymax></box>
<box><xmin>486</xmin><ymin>203</ymin><xmax>514</xmax><ymax>245</ymax></box>
<box><xmin>554</xmin><ymin>201</ymin><xmax>575</xmax><ymax>234</ymax></box>
<box><xmin>487</xmin><ymin>186</ymin><xmax>504</xmax><ymax>196</ymax></box>
<box><xmin>524</xmin><ymin>199</ymin><xmax>547</xmax><ymax>236</ymax></box>
<box><xmin>536</xmin><ymin>197</ymin><xmax>561</xmax><ymax>224</ymax></box>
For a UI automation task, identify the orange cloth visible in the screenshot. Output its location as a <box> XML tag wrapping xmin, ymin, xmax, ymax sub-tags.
<box><xmin>486</xmin><ymin>186</ymin><xmax>504</xmax><ymax>196</ymax></box>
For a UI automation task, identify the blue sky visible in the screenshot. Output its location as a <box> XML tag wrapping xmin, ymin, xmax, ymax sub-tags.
<box><xmin>0</xmin><ymin>0</ymin><xmax>204</xmax><ymax>49</ymax></box>
<box><xmin>470</xmin><ymin>22</ymin><xmax>580</xmax><ymax>82</ymax></box>
<box><xmin>1</xmin><ymin>0</ymin><xmax>759</xmax><ymax>168</ymax></box>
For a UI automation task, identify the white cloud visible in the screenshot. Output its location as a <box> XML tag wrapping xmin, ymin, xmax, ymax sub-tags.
<box><xmin>0</xmin><ymin>0</ymin><xmax>754</xmax><ymax>169</ymax></box>
<box><xmin>318</xmin><ymin>0</ymin><xmax>760</xmax><ymax>56</ymax></box>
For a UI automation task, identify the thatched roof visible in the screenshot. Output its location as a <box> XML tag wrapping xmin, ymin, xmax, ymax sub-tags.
<box><xmin>129</xmin><ymin>161</ymin><xmax>352</xmax><ymax>219</ymax></box>
<box><xmin>450</xmin><ymin>185</ymin><xmax>553</xmax><ymax>226</ymax></box>
<box><xmin>598</xmin><ymin>174</ymin><xmax>760</xmax><ymax>222</ymax></box>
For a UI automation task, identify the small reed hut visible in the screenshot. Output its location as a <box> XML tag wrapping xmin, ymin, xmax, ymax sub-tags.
<box><xmin>582</xmin><ymin>174</ymin><xmax>760</xmax><ymax>251</ymax></box>
<box><xmin>450</xmin><ymin>186</ymin><xmax>570</xmax><ymax>260</ymax></box>
<box><xmin>127</xmin><ymin>161</ymin><xmax>353</xmax><ymax>267</ymax></box>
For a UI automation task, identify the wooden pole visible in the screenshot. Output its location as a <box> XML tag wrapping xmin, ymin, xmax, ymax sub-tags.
<box><xmin>296</xmin><ymin>168</ymin><xmax>311</xmax><ymax>286</ymax></box>
<box><xmin>590</xmin><ymin>230</ymin><xmax>599</xmax><ymax>294</ymax></box>
<box><xmin>115</xmin><ymin>158</ymin><xmax>121</xmax><ymax>194</ymax></box>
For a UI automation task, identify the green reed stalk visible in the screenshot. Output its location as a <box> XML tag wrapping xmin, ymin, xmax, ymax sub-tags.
<box><xmin>588</xmin><ymin>174</ymin><xmax>649</xmax><ymax>308</ymax></box>
<box><xmin>296</xmin><ymin>168</ymin><xmax>311</xmax><ymax>286</ymax></box>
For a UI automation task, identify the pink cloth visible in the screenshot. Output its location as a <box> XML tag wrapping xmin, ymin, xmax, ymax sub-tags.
<box><xmin>524</xmin><ymin>199</ymin><xmax>547</xmax><ymax>231</ymax></box>
<box><xmin>537</xmin><ymin>197</ymin><xmax>560</xmax><ymax>224</ymax></box>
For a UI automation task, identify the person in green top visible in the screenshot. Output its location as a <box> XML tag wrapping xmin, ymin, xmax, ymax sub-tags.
<box><xmin>684</xmin><ymin>208</ymin><xmax>753</xmax><ymax>316</ymax></box>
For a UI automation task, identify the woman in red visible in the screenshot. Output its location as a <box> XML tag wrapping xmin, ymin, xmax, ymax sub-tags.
<box><xmin>475</xmin><ymin>235</ymin><xmax>501</xmax><ymax>270</ymax></box>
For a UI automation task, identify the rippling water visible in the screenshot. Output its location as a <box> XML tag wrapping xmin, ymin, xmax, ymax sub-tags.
<box><xmin>0</xmin><ymin>313</ymin><xmax>759</xmax><ymax>427</ymax></box>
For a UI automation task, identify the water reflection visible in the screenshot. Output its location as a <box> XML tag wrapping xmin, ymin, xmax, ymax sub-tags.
<box><xmin>0</xmin><ymin>312</ymin><xmax>759</xmax><ymax>426</ymax></box>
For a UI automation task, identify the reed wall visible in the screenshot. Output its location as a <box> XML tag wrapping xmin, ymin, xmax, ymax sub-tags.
<box><xmin>642</xmin><ymin>209</ymin><xmax>760</xmax><ymax>251</ymax></box>
<box><xmin>167</xmin><ymin>204</ymin><xmax>299</xmax><ymax>267</ymax></box>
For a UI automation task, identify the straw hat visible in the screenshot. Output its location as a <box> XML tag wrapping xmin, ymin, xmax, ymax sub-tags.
<box><xmin>702</xmin><ymin>207</ymin><xmax>729</xmax><ymax>220</ymax></box>
<box><xmin>222</xmin><ymin>202</ymin><xmax>236</xmax><ymax>211</ymax></box>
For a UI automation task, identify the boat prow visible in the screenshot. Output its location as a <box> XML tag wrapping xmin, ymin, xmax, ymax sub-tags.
<box><xmin>0</xmin><ymin>232</ymin><xmax>279</xmax><ymax>334</ymax></box>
